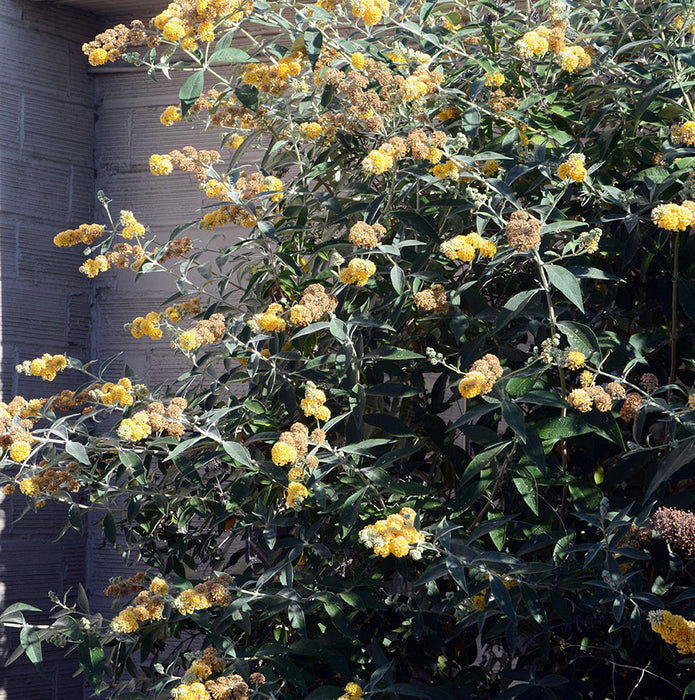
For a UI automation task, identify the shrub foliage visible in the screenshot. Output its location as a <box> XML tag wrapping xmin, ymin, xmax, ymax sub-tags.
<box><xmin>5</xmin><ymin>0</ymin><xmax>695</xmax><ymax>697</ymax></box>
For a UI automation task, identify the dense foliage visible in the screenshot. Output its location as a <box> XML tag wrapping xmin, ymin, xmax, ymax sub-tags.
<box><xmin>5</xmin><ymin>0</ymin><xmax>695</xmax><ymax>697</ymax></box>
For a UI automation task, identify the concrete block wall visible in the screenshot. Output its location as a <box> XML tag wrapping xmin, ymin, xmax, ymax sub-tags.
<box><xmin>0</xmin><ymin>3</ymin><xmax>98</xmax><ymax>697</ymax></box>
<box><xmin>0</xmin><ymin>1</ymin><xmax>267</xmax><ymax>695</ymax></box>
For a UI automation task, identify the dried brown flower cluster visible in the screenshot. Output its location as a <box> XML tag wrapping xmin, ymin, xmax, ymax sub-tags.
<box><xmin>82</xmin><ymin>21</ymin><xmax>146</xmax><ymax>66</ymax></box>
<box><xmin>605</xmin><ymin>382</ymin><xmax>626</xmax><ymax>400</ymax></box>
<box><xmin>145</xmin><ymin>398</ymin><xmax>188</xmax><ymax>437</ymax></box>
<box><xmin>651</xmin><ymin>507</ymin><xmax>695</xmax><ymax>557</ymax></box>
<box><xmin>174</xmin><ymin>575</ymin><xmax>233</xmax><ymax>614</ymax></box>
<box><xmin>105</xmin><ymin>572</ymin><xmax>146</xmax><ymax>597</ymax></box>
<box><xmin>506</xmin><ymin>210</ymin><xmax>541</xmax><ymax>251</ymax></box>
<box><xmin>620</xmin><ymin>392</ymin><xmax>642</xmax><ymax>422</ymax></box>
<box><xmin>17</xmin><ymin>461</ymin><xmax>81</xmax><ymax>499</ymax></box>
<box><xmin>105</xmin><ymin>242</ymin><xmax>146</xmax><ymax>269</ymax></box>
<box><xmin>50</xmin><ymin>386</ymin><xmax>98</xmax><ymax>413</ymax></box>
<box><xmin>158</xmin><ymin>237</ymin><xmax>193</xmax><ymax>263</ymax></box>
<box><xmin>640</xmin><ymin>373</ymin><xmax>659</xmax><ymax>393</ymax></box>
<box><xmin>349</xmin><ymin>222</ymin><xmax>387</xmax><ymax>248</ymax></box>
<box><xmin>289</xmin><ymin>284</ymin><xmax>338</xmax><ymax>327</ymax></box>
<box><xmin>489</xmin><ymin>89</ymin><xmax>519</xmax><ymax>113</ymax></box>
<box><xmin>200</xmin><ymin>171</ymin><xmax>282</xmax><ymax>230</ymax></box>
<box><xmin>315</xmin><ymin>55</ymin><xmax>443</xmax><ymax>134</ymax></box>
<box><xmin>204</xmin><ymin>669</ymin><xmax>265</xmax><ymax>700</ymax></box>
<box><xmin>414</xmin><ymin>284</ymin><xmax>449</xmax><ymax>313</ymax></box>
<box><xmin>458</xmin><ymin>354</ymin><xmax>504</xmax><ymax>398</ymax></box>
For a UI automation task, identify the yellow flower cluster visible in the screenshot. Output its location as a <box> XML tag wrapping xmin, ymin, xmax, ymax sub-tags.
<box><xmin>349</xmin><ymin>221</ymin><xmax>386</xmax><ymax>249</ymax></box>
<box><xmin>120</xmin><ymin>210</ymin><xmax>146</xmax><ymax>239</ymax></box>
<box><xmin>567</xmin><ymin>385</ymin><xmax>612</xmax><ymax>413</ymax></box>
<box><xmin>651</xmin><ymin>201</ymin><xmax>695</xmax><ymax>231</ymax></box>
<box><xmin>432</xmin><ymin>160</ymin><xmax>460</xmax><ymax>180</ymax></box>
<box><xmin>337</xmin><ymin>682</ymin><xmax>363</xmax><ymax>700</ymax></box>
<box><xmin>165</xmin><ymin>298</ymin><xmax>201</xmax><ymax>323</ymax></box>
<box><xmin>10</xmin><ymin>441</ymin><xmax>31</xmax><ymax>463</ymax></box>
<box><xmin>152</xmin><ymin>0</ymin><xmax>252</xmax><ymax>53</ymax></box>
<box><xmin>53</xmin><ymin>223</ymin><xmax>104</xmax><ymax>247</ymax></box>
<box><xmin>516</xmin><ymin>22</ymin><xmax>590</xmax><ymax>71</ymax></box>
<box><xmin>458</xmin><ymin>354</ymin><xmax>503</xmax><ymax>399</ymax></box>
<box><xmin>269</xmin><ymin>422</ymin><xmax>322</xmax><ymax>510</ymax></box>
<box><xmin>351</xmin><ymin>52</ymin><xmax>365</xmax><ymax>70</ymax></box>
<box><xmin>228</xmin><ymin>133</ymin><xmax>245</xmax><ymax>149</ymax></box>
<box><xmin>242</xmin><ymin>53</ymin><xmax>303</xmax><ymax>95</ymax></box>
<box><xmin>441</xmin><ymin>233</ymin><xmax>497</xmax><ymax>262</ymax></box>
<box><xmin>16</xmin><ymin>353</ymin><xmax>67</xmax><ymax>381</ymax></box>
<box><xmin>557</xmin><ymin>153</ymin><xmax>587</xmax><ymax>182</ymax></box>
<box><xmin>670</xmin><ymin>121</ymin><xmax>695</xmax><ymax>147</ymax></box>
<box><xmin>359</xmin><ymin>508</ymin><xmax>426</xmax><ymax>558</ymax></box>
<box><xmin>179</xmin><ymin>314</ymin><xmax>226</xmax><ymax>352</ymax></box>
<box><xmin>117</xmin><ymin>411</ymin><xmax>152</xmax><ymax>441</ymax></box>
<box><xmin>300</xmin><ymin>121</ymin><xmax>323</xmax><ymax>140</ymax></box>
<box><xmin>565</xmin><ymin>350</ymin><xmax>585</xmax><ymax>370</ymax></box>
<box><xmin>160</xmin><ymin>105</ymin><xmax>182</xmax><ymax>126</ymax></box>
<box><xmin>249</xmin><ymin>303</ymin><xmax>286</xmax><ymax>333</ymax></box>
<box><xmin>82</xmin><ymin>21</ymin><xmax>145</xmax><ymax>66</ymax></box>
<box><xmin>129</xmin><ymin>312</ymin><xmax>162</xmax><ymax>340</ymax></box>
<box><xmin>173</xmin><ymin>575</ymin><xmax>232</xmax><ymax>615</ymax></box>
<box><xmin>557</xmin><ymin>45</ymin><xmax>591</xmax><ymax>72</ymax></box>
<box><xmin>300</xmin><ymin>382</ymin><xmax>331</xmax><ymax>421</ymax></box>
<box><xmin>339</xmin><ymin>258</ymin><xmax>377</xmax><ymax>286</ymax></box>
<box><xmin>362</xmin><ymin>144</ymin><xmax>395</xmax><ymax>174</ymax></box>
<box><xmin>516</xmin><ymin>29</ymin><xmax>549</xmax><ymax>58</ymax></box>
<box><xmin>97</xmin><ymin>377</ymin><xmax>136</xmax><ymax>407</ymax></box>
<box><xmin>111</xmin><ymin>579</ymin><xmax>169</xmax><ymax>634</ymax></box>
<box><xmin>149</xmin><ymin>153</ymin><xmax>174</xmax><ymax>176</ymax></box>
<box><xmin>649</xmin><ymin>610</ymin><xmax>695</xmax><ymax>654</ymax></box>
<box><xmin>80</xmin><ymin>255</ymin><xmax>109</xmax><ymax>278</ymax></box>
<box><xmin>485</xmin><ymin>72</ymin><xmax>505</xmax><ymax>87</ymax></box>
<box><xmin>171</xmin><ymin>682</ymin><xmax>210</xmax><ymax>700</ymax></box>
<box><xmin>351</xmin><ymin>0</ymin><xmax>389</xmax><ymax>26</ymax></box>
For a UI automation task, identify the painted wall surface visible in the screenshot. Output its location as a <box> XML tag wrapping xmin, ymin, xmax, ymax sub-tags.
<box><xmin>0</xmin><ymin>3</ymin><xmax>97</xmax><ymax>697</ymax></box>
<box><xmin>0</xmin><ymin>2</ymin><xmax>262</xmax><ymax>696</ymax></box>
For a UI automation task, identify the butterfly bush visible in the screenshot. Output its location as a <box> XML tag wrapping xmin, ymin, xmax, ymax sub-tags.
<box><xmin>6</xmin><ymin>0</ymin><xmax>695</xmax><ymax>696</ymax></box>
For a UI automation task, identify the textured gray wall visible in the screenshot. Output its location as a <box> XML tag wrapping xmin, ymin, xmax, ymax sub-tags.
<box><xmin>0</xmin><ymin>3</ymin><xmax>97</xmax><ymax>698</ymax></box>
<box><xmin>0</xmin><ymin>1</ymin><xmax>258</xmax><ymax>696</ymax></box>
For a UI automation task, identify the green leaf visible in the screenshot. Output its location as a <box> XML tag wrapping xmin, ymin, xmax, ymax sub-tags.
<box><xmin>118</xmin><ymin>451</ymin><xmax>142</xmax><ymax>469</ymax></box>
<box><xmin>208</xmin><ymin>47</ymin><xmax>251</xmax><ymax>63</ymax></box>
<box><xmin>20</xmin><ymin>626</ymin><xmax>43</xmax><ymax>671</ymax></box>
<box><xmin>644</xmin><ymin>438</ymin><xmax>695</xmax><ymax>501</ymax></box>
<box><xmin>390</xmin><ymin>265</ymin><xmax>405</xmax><ymax>294</ymax></box>
<box><xmin>222</xmin><ymin>440</ymin><xmax>254</xmax><ymax>468</ymax></box>
<box><xmin>493</xmin><ymin>289</ymin><xmax>540</xmax><ymax>332</ymax></box>
<box><xmin>365</xmin><ymin>346</ymin><xmax>423</xmax><ymax>360</ymax></box>
<box><xmin>66</xmin><ymin>441</ymin><xmax>90</xmax><ymax>465</ymax></box>
<box><xmin>288</xmin><ymin>602</ymin><xmax>306</xmax><ymax>636</ymax></box>
<box><xmin>363</xmin><ymin>413</ymin><xmax>414</xmax><ymax>436</ymax></box>
<box><xmin>235</xmin><ymin>83</ymin><xmax>258</xmax><ymax>110</ymax></box>
<box><xmin>489</xmin><ymin>575</ymin><xmax>517</xmax><ymax>625</ymax></box>
<box><xmin>557</xmin><ymin>321</ymin><xmax>600</xmax><ymax>358</ymax></box>
<box><xmin>102</xmin><ymin>512</ymin><xmax>116</xmax><ymax>545</ymax></box>
<box><xmin>501</xmin><ymin>399</ymin><xmax>526</xmax><ymax>443</ymax></box>
<box><xmin>304</xmin><ymin>29</ymin><xmax>323</xmax><ymax>70</ymax></box>
<box><xmin>340</xmin><ymin>487</ymin><xmax>366</xmax><ymax>532</ymax></box>
<box><xmin>545</xmin><ymin>264</ymin><xmax>584</xmax><ymax>312</ymax></box>
<box><xmin>179</xmin><ymin>70</ymin><xmax>204</xmax><ymax>116</ymax></box>
<box><xmin>79</xmin><ymin>640</ymin><xmax>105</xmax><ymax>694</ymax></box>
